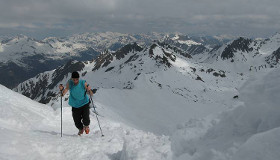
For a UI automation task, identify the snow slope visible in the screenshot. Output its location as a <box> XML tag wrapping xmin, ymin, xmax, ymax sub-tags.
<box><xmin>0</xmin><ymin>84</ymin><xmax>171</xmax><ymax>160</ymax></box>
<box><xmin>5</xmin><ymin>65</ymin><xmax>280</xmax><ymax>160</ymax></box>
<box><xmin>171</xmin><ymin>67</ymin><xmax>280</xmax><ymax>160</ymax></box>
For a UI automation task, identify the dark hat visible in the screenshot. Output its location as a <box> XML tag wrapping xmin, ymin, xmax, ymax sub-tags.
<box><xmin>71</xmin><ymin>71</ymin><xmax>79</xmax><ymax>78</ymax></box>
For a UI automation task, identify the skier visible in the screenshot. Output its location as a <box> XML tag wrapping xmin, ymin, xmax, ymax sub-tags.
<box><xmin>59</xmin><ymin>71</ymin><xmax>93</xmax><ymax>136</ymax></box>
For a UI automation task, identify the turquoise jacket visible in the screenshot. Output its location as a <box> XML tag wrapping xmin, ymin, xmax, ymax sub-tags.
<box><xmin>68</xmin><ymin>79</ymin><xmax>89</xmax><ymax>108</ymax></box>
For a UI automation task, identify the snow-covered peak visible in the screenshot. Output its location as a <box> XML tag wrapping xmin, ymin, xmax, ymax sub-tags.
<box><xmin>178</xmin><ymin>39</ymin><xmax>202</xmax><ymax>46</ymax></box>
<box><xmin>213</xmin><ymin>34</ymin><xmax>236</xmax><ymax>41</ymax></box>
<box><xmin>42</xmin><ymin>36</ymin><xmax>63</xmax><ymax>43</ymax></box>
<box><xmin>202</xmin><ymin>34</ymin><xmax>280</xmax><ymax>72</ymax></box>
<box><xmin>270</xmin><ymin>32</ymin><xmax>280</xmax><ymax>40</ymax></box>
<box><xmin>171</xmin><ymin>34</ymin><xmax>180</xmax><ymax>40</ymax></box>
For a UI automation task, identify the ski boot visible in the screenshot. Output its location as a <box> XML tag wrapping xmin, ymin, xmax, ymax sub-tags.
<box><xmin>84</xmin><ymin>126</ymin><xmax>90</xmax><ymax>134</ymax></box>
<box><xmin>78</xmin><ymin>128</ymin><xmax>84</xmax><ymax>136</ymax></box>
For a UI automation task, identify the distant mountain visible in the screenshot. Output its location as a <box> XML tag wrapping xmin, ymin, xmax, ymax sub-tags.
<box><xmin>0</xmin><ymin>34</ymin><xmax>99</xmax><ymax>88</ymax></box>
<box><xmin>0</xmin><ymin>32</ymin><xmax>231</xmax><ymax>88</ymax></box>
<box><xmin>63</xmin><ymin>32</ymin><xmax>167</xmax><ymax>52</ymax></box>
<box><xmin>202</xmin><ymin>32</ymin><xmax>280</xmax><ymax>72</ymax></box>
<box><xmin>0</xmin><ymin>32</ymin><xmax>168</xmax><ymax>88</ymax></box>
<box><xmin>14</xmin><ymin>33</ymin><xmax>280</xmax><ymax>109</ymax></box>
<box><xmin>161</xmin><ymin>34</ymin><xmax>232</xmax><ymax>57</ymax></box>
<box><xmin>15</xmin><ymin>42</ymin><xmax>192</xmax><ymax>103</ymax></box>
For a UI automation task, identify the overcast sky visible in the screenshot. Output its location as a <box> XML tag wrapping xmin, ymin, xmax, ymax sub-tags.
<box><xmin>0</xmin><ymin>0</ymin><xmax>279</xmax><ymax>39</ymax></box>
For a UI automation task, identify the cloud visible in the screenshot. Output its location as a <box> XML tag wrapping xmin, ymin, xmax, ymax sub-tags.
<box><xmin>0</xmin><ymin>0</ymin><xmax>279</xmax><ymax>39</ymax></box>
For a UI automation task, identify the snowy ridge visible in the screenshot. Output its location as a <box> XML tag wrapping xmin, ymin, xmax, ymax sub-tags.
<box><xmin>201</xmin><ymin>33</ymin><xmax>280</xmax><ymax>73</ymax></box>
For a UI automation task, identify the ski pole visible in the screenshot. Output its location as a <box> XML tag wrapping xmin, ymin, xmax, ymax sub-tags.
<box><xmin>87</xmin><ymin>86</ymin><xmax>104</xmax><ymax>137</ymax></box>
<box><xmin>60</xmin><ymin>84</ymin><xmax>63</xmax><ymax>137</ymax></box>
<box><xmin>91</xmin><ymin>96</ymin><xmax>104</xmax><ymax>137</ymax></box>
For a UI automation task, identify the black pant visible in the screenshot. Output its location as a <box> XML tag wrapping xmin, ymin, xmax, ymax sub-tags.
<box><xmin>72</xmin><ymin>103</ymin><xmax>90</xmax><ymax>130</ymax></box>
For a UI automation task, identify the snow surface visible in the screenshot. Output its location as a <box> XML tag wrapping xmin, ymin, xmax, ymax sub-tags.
<box><xmin>6</xmin><ymin>66</ymin><xmax>280</xmax><ymax>160</ymax></box>
<box><xmin>171</xmin><ymin>67</ymin><xmax>280</xmax><ymax>160</ymax></box>
<box><xmin>0</xmin><ymin>85</ymin><xmax>171</xmax><ymax>160</ymax></box>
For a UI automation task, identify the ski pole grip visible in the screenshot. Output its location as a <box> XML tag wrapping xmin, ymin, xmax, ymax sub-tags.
<box><xmin>59</xmin><ymin>84</ymin><xmax>64</xmax><ymax>90</ymax></box>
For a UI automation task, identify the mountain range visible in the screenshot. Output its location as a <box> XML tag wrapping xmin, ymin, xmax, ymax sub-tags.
<box><xmin>13</xmin><ymin>32</ymin><xmax>280</xmax><ymax>135</ymax></box>
<box><xmin>0</xmin><ymin>32</ymin><xmax>231</xmax><ymax>88</ymax></box>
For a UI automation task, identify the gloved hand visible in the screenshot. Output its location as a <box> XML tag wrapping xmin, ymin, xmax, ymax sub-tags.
<box><xmin>59</xmin><ymin>84</ymin><xmax>64</xmax><ymax>91</ymax></box>
<box><xmin>92</xmin><ymin>89</ymin><xmax>97</xmax><ymax>94</ymax></box>
<box><xmin>87</xmin><ymin>85</ymin><xmax>91</xmax><ymax>92</ymax></box>
<box><xmin>59</xmin><ymin>84</ymin><xmax>64</xmax><ymax>96</ymax></box>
